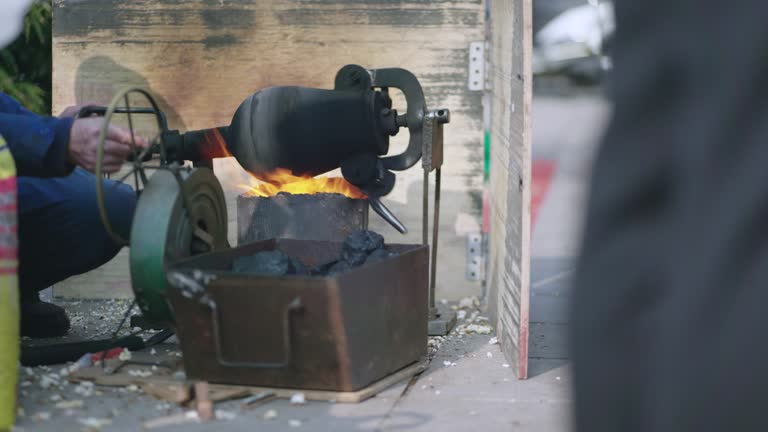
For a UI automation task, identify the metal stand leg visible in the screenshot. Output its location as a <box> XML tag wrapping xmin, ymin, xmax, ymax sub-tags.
<box><xmin>425</xmin><ymin>168</ymin><xmax>456</xmax><ymax>335</ymax></box>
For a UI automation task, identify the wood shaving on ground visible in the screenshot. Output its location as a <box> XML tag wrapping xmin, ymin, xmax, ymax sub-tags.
<box><xmin>449</xmin><ymin>296</ymin><xmax>495</xmax><ymax>336</ymax></box>
<box><xmin>39</xmin><ymin>373</ymin><xmax>60</xmax><ymax>389</ymax></box>
<box><xmin>289</xmin><ymin>419</ymin><xmax>303</xmax><ymax>427</ymax></box>
<box><xmin>462</xmin><ymin>323</ymin><xmax>492</xmax><ymax>335</ymax></box>
<box><xmin>143</xmin><ymin>411</ymin><xmax>200</xmax><ymax>429</ymax></box>
<box><xmin>33</xmin><ymin>411</ymin><xmax>51</xmax><ymax>422</ymax></box>
<box><xmin>78</xmin><ymin>417</ymin><xmax>112</xmax><ymax>430</ymax></box>
<box><xmin>215</xmin><ymin>410</ymin><xmax>237</xmax><ymax>421</ymax></box>
<box><xmin>427</xmin><ymin>336</ymin><xmax>444</xmax><ymax>359</ymax></box>
<box><xmin>263</xmin><ymin>409</ymin><xmax>278</xmax><ymax>420</ymax></box>
<box><xmin>74</xmin><ymin>381</ymin><xmax>95</xmax><ymax>397</ymax></box>
<box><xmin>55</xmin><ymin>399</ymin><xmax>84</xmax><ymax>409</ymax></box>
<box><xmin>290</xmin><ymin>393</ymin><xmax>306</xmax><ymax>405</ymax></box>
<box><xmin>118</xmin><ymin>349</ymin><xmax>132</xmax><ymax>361</ymax></box>
<box><xmin>128</xmin><ymin>369</ymin><xmax>153</xmax><ymax>378</ymax></box>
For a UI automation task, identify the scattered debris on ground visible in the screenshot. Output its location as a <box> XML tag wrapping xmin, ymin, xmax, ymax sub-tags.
<box><xmin>427</xmin><ymin>336</ymin><xmax>444</xmax><ymax>359</ymax></box>
<box><xmin>451</xmin><ymin>297</ymin><xmax>494</xmax><ymax>336</ymax></box>
<box><xmin>17</xmin><ymin>296</ymin><xmax>511</xmax><ymax>429</ymax></box>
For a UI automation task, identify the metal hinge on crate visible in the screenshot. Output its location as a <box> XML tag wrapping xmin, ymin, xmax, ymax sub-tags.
<box><xmin>468</xmin><ymin>41</ymin><xmax>488</xmax><ymax>91</ymax></box>
<box><xmin>466</xmin><ymin>232</ymin><xmax>484</xmax><ymax>281</ymax></box>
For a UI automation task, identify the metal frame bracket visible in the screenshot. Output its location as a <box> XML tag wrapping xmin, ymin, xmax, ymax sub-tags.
<box><xmin>468</xmin><ymin>41</ymin><xmax>485</xmax><ymax>91</ymax></box>
<box><xmin>466</xmin><ymin>232</ymin><xmax>483</xmax><ymax>281</ymax></box>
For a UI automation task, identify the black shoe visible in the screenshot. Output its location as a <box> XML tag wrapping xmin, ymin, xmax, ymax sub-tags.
<box><xmin>20</xmin><ymin>293</ymin><xmax>70</xmax><ymax>338</ymax></box>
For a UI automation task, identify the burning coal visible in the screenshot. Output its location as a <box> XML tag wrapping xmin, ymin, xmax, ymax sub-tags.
<box><xmin>240</xmin><ymin>168</ymin><xmax>365</xmax><ymax>199</ymax></box>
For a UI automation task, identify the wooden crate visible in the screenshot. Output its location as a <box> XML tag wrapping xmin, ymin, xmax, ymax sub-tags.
<box><xmin>51</xmin><ymin>0</ymin><xmax>532</xmax><ymax>378</ymax></box>
<box><xmin>52</xmin><ymin>0</ymin><xmax>486</xmax><ymax>301</ymax></box>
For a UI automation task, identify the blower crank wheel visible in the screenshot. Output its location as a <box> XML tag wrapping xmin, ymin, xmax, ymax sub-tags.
<box><xmin>94</xmin><ymin>88</ymin><xmax>229</xmax><ymax>324</ymax></box>
<box><xmin>94</xmin><ymin>87</ymin><xmax>166</xmax><ymax>246</ymax></box>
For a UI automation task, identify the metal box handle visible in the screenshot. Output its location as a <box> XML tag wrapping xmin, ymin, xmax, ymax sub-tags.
<box><xmin>207</xmin><ymin>296</ymin><xmax>303</xmax><ymax>369</ymax></box>
<box><xmin>167</xmin><ymin>271</ymin><xmax>303</xmax><ymax>368</ymax></box>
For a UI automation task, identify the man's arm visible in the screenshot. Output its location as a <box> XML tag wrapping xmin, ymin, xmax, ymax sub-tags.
<box><xmin>0</xmin><ymin>92</ymin><xmax>39</xmax><ymax>117</ymax></box>
<box><xmin>0</xmin><ymin>93</ymin><xmax>145</xmax><ymax>176</ymax></box>
<box><xmin>0</xmin><ymin>112</ymin><xmax>74</xmax><ymax>177</ymax></box>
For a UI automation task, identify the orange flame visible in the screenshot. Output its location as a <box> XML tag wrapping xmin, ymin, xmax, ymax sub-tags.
<box><xmin>241</xmin><ymin>168</ymin><xmax>366</xmax><ymax>199</ymax></box>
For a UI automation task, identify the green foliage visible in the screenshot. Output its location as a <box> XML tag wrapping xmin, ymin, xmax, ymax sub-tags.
<box><xmin>0</xmin><ymin>1</ymin><xmax>52</xmax><ymax>115</ymax></box>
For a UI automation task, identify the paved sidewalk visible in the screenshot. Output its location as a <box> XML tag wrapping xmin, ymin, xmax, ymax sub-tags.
<box><xmin>15</xmin><ymin>331</ymin><xmax>570</xmax><ymax>432</ymax></box>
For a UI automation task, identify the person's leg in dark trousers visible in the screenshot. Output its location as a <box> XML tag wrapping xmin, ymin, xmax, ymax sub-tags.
<box><xmin>17</xmin><ymin>168</ymin><xmax>135</xmax><ymax>337</ymax></box>
<box><xmin>571</xmin><ymin>1</ymin><xmax>768</xmax><ymax>431</ymax></box>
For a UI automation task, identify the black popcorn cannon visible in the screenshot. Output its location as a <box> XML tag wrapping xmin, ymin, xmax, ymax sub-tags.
<box><xmin>66</xmin><ymin>64</ymin><xmax>455</xmax><ymax>392</ymax></box>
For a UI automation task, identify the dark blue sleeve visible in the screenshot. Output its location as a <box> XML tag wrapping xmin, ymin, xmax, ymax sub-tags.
<box><xmin>0</xmin><ymin>92</ymin><xmax>41</xmax><ymax>117</ymax></box>
<box><xmin>0</xmin><ymin>93</ymin><xmax>75</xmax><ymax>177</ymax></box>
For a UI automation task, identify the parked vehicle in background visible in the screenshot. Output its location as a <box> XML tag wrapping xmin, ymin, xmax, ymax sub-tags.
<box><xmin>533</xmin><ymin>0</ymin><xmax>614</xmax><ymax>85</ymax></box>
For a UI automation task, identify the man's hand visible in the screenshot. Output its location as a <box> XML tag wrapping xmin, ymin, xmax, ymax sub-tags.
<box><xmin>68</xmin><ymin>117</ymin><xmax>148</xmax><ymax>173</ymax></box>
<box><xmin>58</xmin><ymin>102</ymin><xmax>99</xmax><ymax>119</ymax></box>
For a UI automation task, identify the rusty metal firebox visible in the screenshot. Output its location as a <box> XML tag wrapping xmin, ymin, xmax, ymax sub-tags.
<box><xmin>166</xmin><ymin>239</ymin><xmax>428</xmax><ymax>391</ymax></box>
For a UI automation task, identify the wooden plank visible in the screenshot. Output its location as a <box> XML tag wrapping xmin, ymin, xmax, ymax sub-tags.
<box><xmin>71</xmin><ymin>360</ymin><xmax>427</xmax><ymax>403</ymax></box>
<box><xmin>51</xmin><ymin>0</ymin><xmax>485</xmax><ymax>301</ymax></box>
<box><xmin>486</xmin><ymin>0</ymin><xmax>532</xmax><ymax>379</ymax></box>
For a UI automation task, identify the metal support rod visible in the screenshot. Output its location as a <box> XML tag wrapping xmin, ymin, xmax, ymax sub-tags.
<box><xmin>429</xmin><ymin>168</ymin><xmax>441</xmax><ymax>311</ymax></box>
<box><xmin>422</xmin><ymin>169</ymin><xmax>429</xmax><ymax>246</ymax></box>
<box><xmin>424</xmin><ymin>167</ymin><xmax>436</xmax><ymax>319</ymax></box>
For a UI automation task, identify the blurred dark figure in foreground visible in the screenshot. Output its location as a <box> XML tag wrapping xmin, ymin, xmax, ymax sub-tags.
<box><xmin>570</xmin><ymin>1</ymin><xmax>768</xmax><ymax>431</ymax></box>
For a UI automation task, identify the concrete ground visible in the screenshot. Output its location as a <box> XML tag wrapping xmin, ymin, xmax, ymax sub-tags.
<box><xmin>14</xmin><ymin>89</ymin><xmax>608</xmax><ymax>432</ymax></box>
